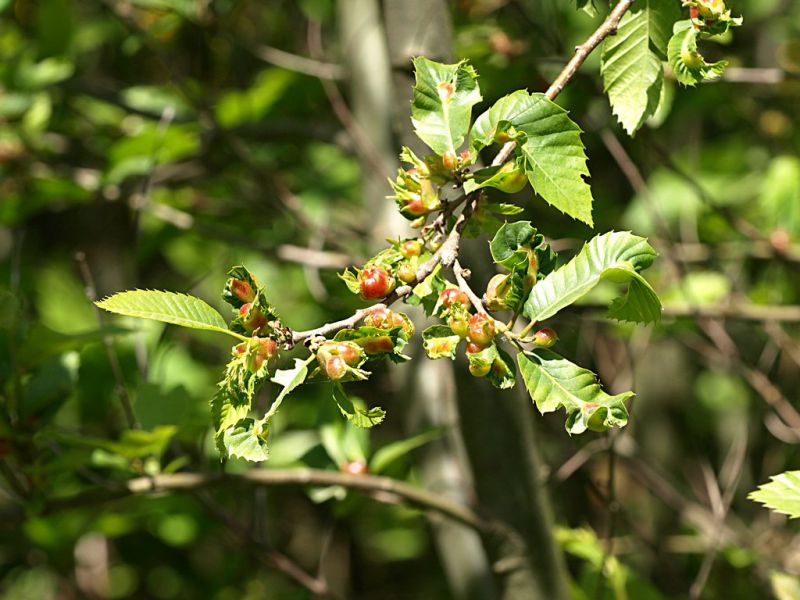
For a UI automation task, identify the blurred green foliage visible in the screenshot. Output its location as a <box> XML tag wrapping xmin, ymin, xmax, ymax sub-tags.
<box><xmin>0</xmin><ymin>0</ymin><xmax>799</xmax><ymax>598</ymax></box>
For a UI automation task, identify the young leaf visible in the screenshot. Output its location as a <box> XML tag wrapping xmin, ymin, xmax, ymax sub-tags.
<box><xmin>96</xmin><ymin>290</ymin><xmax>239</xmax><ymax>338</ymax></box>
<box><xmin>222</xmin><ymin>418</ymin><xmax>270</xmax><ymax>462</ymax></box>
<box><xmin>600</xmin><ymin>0</ymin><xmax>679</xmax><ymax>135</ymax></box>
<box><xmin>463</xmin><ymin>159</ymin><xmax>528</xmax><ymax>194</ymax></box>
<box><xmin>332</xmin><ymin>384</ymin><xmax>385</xmax><ymax>428</ymax></box>
<box><xmin>524</xmin><ymin>231</ymin><xmax>661</xmax><ymax>324</ymax></box>
<box><xmin>262</xmin><ymin>356</ymin><xmax>314</xmax><ymax>422</ymax></box>
<box><xmin>518</xmin><ymin>350</ymin><xmax>631</xmax><ymax>434</ymax></box>
<box><xmin>338</xmin><ymin>269</ymin><xmax>362</xmax><ymax>295</ymax></box>
<box><xmin>489</xmin><ymin>220</ymin><xmax>539</xmax><ymax>270</ymax></box>
<box><xmin>575</xmin><ymin>0</ymin><xmax>596</xmax><ymax>17</ymax></box>
<box><xmin>422</xmin><ymin>325</ymin><xmax>462</xmax><ymax>360</ymax></box>
<box><xmin>411</xmin><ymin>57</ymin><xmax>482</xmax><ymax>156</ymax></box>
<box><xmin>749</xmin><ymin>471</ymin><xmax>800</xmax><ymax>519</ymax></box>
<box><xmin>667</xmin><ymin>20</ymin><xmax>728</xmax><ymax>87</ymax></box>
<box><xmin>471</xmin><ymin>91</ymin><xmax>594</xmax><ymax>225</ymax></box>
<box><xmin>484</xmin><ymin>202</ymin><xmax>524</xmax><ymax>216</ymax></box>
<box><xmin>210</xmin><ymin>387</ymin><xmax>251</xmax><ymax>451</ymax></box>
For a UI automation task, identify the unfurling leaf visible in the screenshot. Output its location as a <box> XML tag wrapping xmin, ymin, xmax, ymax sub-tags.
<box><xmin>518</xmin><ymin>350</ymin><xmax>631</xmax><ymax>434</ymax></box>
<box><xmin>422</xmin><ymin>325</ymin><xmax>462</xmax><ymax>360</ymax></box>
<box><xmin>406</xmin><ymin>264</ymin><xmax>446</xmax><ymax>315</ymax></box>
<box><xmin>524</xmin><ymin>231</ymin><xmax>661</xmax><ymax>324</ymax></box>
<box><xmin>263</xmin><ymin>356</ymin><xmax>314</xmax><ymax>421</ymax></box>
<box><xmin>96</xmin><ymin>290</ymin><xmax>236</xmax><ymax>338</ymax></box>
<box><xmin>667</xmin><ymin>20</ymin><xmax>728</xmax><ymax>87</ymax></box>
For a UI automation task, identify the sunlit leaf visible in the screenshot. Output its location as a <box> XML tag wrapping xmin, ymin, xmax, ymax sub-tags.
<box><xmin>750</xmin><ymin>471</ymin><xmax>800</xmax><ymax>519</ymax></box>
<box><xmin>96</xmin><ymin>290</ymin><xmax>238</xmax><ymax>338</ymax></box>
<box><xmin>411</xmin><ymin>57</ymin><xmax>482</xmax><ymax>156</ymax></box>
<box><xmin>524</xmin><ymin>231</ymin><xmax>661</xmax><ymax>324</ymax></box>
<box><xmin>518</xmin><ymin>350</ymin><xmax>631</xmax><ymax>434</ymax></box>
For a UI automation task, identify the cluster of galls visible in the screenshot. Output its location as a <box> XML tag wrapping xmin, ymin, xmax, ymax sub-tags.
<box><xmin>315</xmin><ymin>306</ymin><xmax>415</xmax><ymax>381</ymax></box>
<box><xmin>436</xmin><ymin>288</ymin><xmax>499</xmax><ymax>378</ymax></box>
<box><xmin>348</xmin><ymin>238</ymin><xmax>428</xmax><ymax>302</ymax></box>
<box><xmin>389</xmin><ymin>147</ymin><xmax>471</xmax><ymax>227</ymax></box>
<box><xmin>316</xmin><ymin>340</ymin><xmax>365</xmax><ymax>381</ymax></box>
<box><xmin>223</xmin><ymin>266</ymin><xmax>287</xmax><ymax>375</ymax></box>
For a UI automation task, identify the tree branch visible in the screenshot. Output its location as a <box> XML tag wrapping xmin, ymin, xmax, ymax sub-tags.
<box><xmin>1</xmin><ymin>469</ymin><xmax>504</xmax><ymax>537</ymax></box>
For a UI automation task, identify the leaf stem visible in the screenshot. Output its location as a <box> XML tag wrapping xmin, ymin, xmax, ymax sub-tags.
<box><xmin>518</xmin><ymin>320</ymin><xmax>536</xmax><ymax>339</ymax></box>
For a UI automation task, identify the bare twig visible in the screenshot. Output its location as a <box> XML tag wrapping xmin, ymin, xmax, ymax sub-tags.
<box><xmin>453</xmin><ymin>260</ymin><xmax>486</xmax><ymax>314</ymax></box>
<box><xmin>572</xmin><ymin>302</ymin><xmax>800</xmax><ymax>323</ymax></box>
<box><xmin>293</xmin><ymin>305</ymin><xmax>387</xmax><ymax>344</ymax></box>
<box><xmin>196</xmin><ymin>493</ymin><xmax>334</xmax><ymax>598</ymax></box>
<box><xmin>252</xmin><ymin>44</ymin><xmax>346</xmax><ymax>80</ymax></box>
<box><xmin>75</xmin><ymin>252</ymin><xmax>139</xmax><ymax>429</ymax></box>
<box><xmin>1</xmin><ymin>470</ymin><xmax>501</xmax><ymax>537</ymax></box>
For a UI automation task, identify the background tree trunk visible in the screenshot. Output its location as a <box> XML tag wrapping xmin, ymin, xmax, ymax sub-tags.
<box><xmin>339</xmin><ymin>1</ymin><xmax>570</xmax><ymax>598</ymax></box>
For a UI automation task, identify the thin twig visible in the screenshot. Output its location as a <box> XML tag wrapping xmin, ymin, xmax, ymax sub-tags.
<box><xmin>196</xmin><ymin>492</ymin><xmax>334</xmax><ymax>598</ymax></box>
<box><xmin>0</xmin><ymin>470</ymin><xmax>501</xmax><ymax>537</ymax></box>
<box><xmin>75</xmin><ymin>252</ymin><xmax>139</xmax><ymax>429</ymax></box>
<box><xmin>252</xmin><ymin>44</ymin><xmax>346</xmax><ymax>80</ymax></box>
<box><xmin>571</xmin><ymin>302</ymin><xmax>800</xmax><ymax>323</ymax></box>
<box><xmin>453</xmin><ymin>260</ymin><xmax>486</xmax><ymax>314</ymax></box>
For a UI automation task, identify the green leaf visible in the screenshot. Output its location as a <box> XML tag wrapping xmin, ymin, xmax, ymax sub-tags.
<box><xmin>518</xmin><ymin>351</ymin><xmax>631</xmax><ymax>434</ymax></box>
<box><xmin>576</xmin><ymin>0</ymin><xmax>596</xmax><ymax>17</ymax></box>
<box><xmin>411</xmin><ymin>57</ymin><xmax>482</xmax><ymax>156</ymax></box>
<box><xmin>332</xmin><ymin>384</ymin><xmax>385</xmax><ymax>428</ymax></box>
<box><xmin>471</xmin><ymin>91</ymin><xmax>594</xmax><ymax>225</ymax></box>
<box><xmin>370</xmin><ymin>427</ymin><xmax>446</xmax><ymax>474</ymax></box>
<box><xmin>96</xmin><ymin>290</ymin><xmax>239</xmax><ymax>339</ymax></box>
<box><xmin>484</xmin><ymin>202</ymin><xmax>524</xmax><ymax>216</ymax></box>
<box><xmin>222</xmin><ymin>418</ymin><xmax>270</xmax><ymax>462</ymax></box>
<box><xmin>667</xmin><ymin>20</ymin><xmax>728</xmax><ymax>87</ymax></box>
<box><xmin>524</xmin><ymin>231</ymin><xmax>661</xmax><ymax>324</ymax></box>
<box><xmin>262</xmin><ymin>356</ymin><xmax>314</xmax><ymax>422</ymax></box>
<box><xmin>749</xmin><ymin>471</ymin><xmax>800</xmax><ymax>519</ymax></box>
<box><xmin>489</xmin><ymin>220</ymin><xmax>539</xmax><ymax>270</ymax></box>
<box><xmin>607</xmin><ymin>271</ymin><xmax>663</xmax><ymax>323</ymax></box>
<box><xmin>338</xmin><ymin>269</ymin><xmax>361</xmax><ymax>295</ymax></box>
<box><xmin>422</xmin><ymin>325</ymin><xmax>462</xmax><ymax>360</ymax></box>
<box><xmin>601</xmin><ymin>0</ymin><xmax>679</xmax><ymax>135</ymax></box>
<box><xmin>771</xmin><ymin>571</ymin><xmax>800</xmax><ymax>600</ymax></box>
<box><xmin>210</xmin><ymin>387</ymin><xmax>251</xmax><ymax>454</ymax></box>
